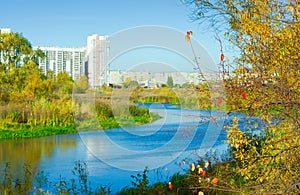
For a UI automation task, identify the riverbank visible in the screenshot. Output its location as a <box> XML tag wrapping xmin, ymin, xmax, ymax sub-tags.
<box><xmin>0</xmin><ymin>125</ymin><xmax>76</xmax><ymax>140</ymax></box>
<box><xmin>0</xmin><ymin>104</ymin><xmax>231</xmax><ymax>194</ymax></box>
<box><xmin>0</xmin><ymin>112</ymin><xmax>161</xmax><ymax>141</ymax></box>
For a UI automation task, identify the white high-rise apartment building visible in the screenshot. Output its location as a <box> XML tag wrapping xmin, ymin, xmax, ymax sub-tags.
<box><xmin>2</xmin><ymin>28</ymin><xmax>111</xmax><ymax>88</ymax></box>
<box><xmin>35</xmin><ymin>47</ymin><xmax>86</xmax><ymax>81</ymax></box>
<box><xmin>86</xmin><ymin>34</ymin><xmax>109</xmax><ymax>88</ymax></box>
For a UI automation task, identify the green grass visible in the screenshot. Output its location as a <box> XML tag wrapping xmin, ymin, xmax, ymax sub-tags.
<box><xmin>0</xmin><ymin>100</ymin><xmax>161</xmax><ymax>139</ymax></box>
<box><xmin>0</xmin><ymin>125</ymin><xmax>76</xmax><ymax>140</ymax></box>
<box><xmin>0</xmin><ymin>113</ymin><xmax>161</xmax><ymax>140</ymax></box>
<box><xmin>75</xmin><ymin>111</ymin><xmax>161</xmax><ymax>131</ymax></box>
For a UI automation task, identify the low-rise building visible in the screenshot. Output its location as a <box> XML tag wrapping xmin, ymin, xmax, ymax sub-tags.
<box><xmin>0</xmin><ymin>28</ymin><xmax>11</xmax><ymax>34</ymax></box>
<box><xmin>109</xmin><ymin>70</ymin><xmax>220</xmax><ymax>86</ymax></box>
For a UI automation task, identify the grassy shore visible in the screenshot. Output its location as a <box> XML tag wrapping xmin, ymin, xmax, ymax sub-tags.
<box><xmin>0</xmin><ymin>125</ymin><xmax>77</xmax><ymax>140</ymax></box>
<box><xmin>0</xmin><ymin>101</ymin><xmax>161</xmax><ymax>140</ymax></box>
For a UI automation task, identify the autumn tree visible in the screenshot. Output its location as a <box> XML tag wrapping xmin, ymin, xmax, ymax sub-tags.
<box><xmin>183</xmin><ymin>0</ymin><xmax>300</xmax><ymax>194</ymax></box>
<box><xmin>54</xmin><ymin>72</ymin><xmax>74</xmax><ymax>96</ymax></box>
<box><xmin>74</xmin><ymin>75</ymin><xmax>90</xmax><ymax>93</ymax></box>
<box><xmin>0</xmin><ymin>32</ymin><xmax>76</xmax><ymax>130</ymax></box>
<box><xmin>123</xmin><ymin>77</ymin><xmax>139</xmax><ymax>88</ymax></box>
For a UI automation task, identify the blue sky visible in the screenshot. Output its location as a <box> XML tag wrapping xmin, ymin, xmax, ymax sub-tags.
<box><xmin>0</xmin><ymin>0</ymin><xmax>232</xmax><ymax>71</ymax></box>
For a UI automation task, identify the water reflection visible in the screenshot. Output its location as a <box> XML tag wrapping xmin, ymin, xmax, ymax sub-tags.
<box><xmin>0</xmin><ymin>134</ymin><xmax>78</xmax><ymax>180</ymax></box>
<box><xmin>0</xmin><ymin>105</ymin><xmax>245</xmax><ymax>193</ymax></box>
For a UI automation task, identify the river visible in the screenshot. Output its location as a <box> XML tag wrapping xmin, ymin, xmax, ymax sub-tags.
<box><xmin>0</xmin><ymin>103</ymin><xmax>248</xmax><ymax>193</ymax></box>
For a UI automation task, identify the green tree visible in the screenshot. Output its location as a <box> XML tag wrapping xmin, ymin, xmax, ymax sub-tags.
<box><xmin>184</xmin><ymin>0</ymin><xmax>300</xmax><ymax>194</ymax></box>
<box><xmin>167</xmin><ymin>76</ymin><xmax>174</xmax><ymax>88</ymax></box>
<box><xmin>30</xmin><ymin>48</ymin><xmax>46</xmax><ymax>65</ymax></box>
<box><xmin>0</xmin><ymin>33</ymin><xmax>32</xmax><ymax>71</ymax></box>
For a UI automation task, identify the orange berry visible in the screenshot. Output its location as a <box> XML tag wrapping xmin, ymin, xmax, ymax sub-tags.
<box><xmin>211</xmin><ymin>177</ymin><xmax>219</xmax><ymax>184</ymax></box>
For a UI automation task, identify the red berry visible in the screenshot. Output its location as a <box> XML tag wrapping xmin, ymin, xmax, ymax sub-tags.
<box><xmin>242</xmin><ymin>92</ymin><xmax>247</xmax><ymax>99</ymax></box>
<box><xmin>220</xmin><ymin>53</ymin><xmax>225</xmax><ymax>61</ymax></box>
<box><xmin>200</xmin><ymin>170</ymin><xmax>206</xmax><ymax>176</ymax></box>
<box><xmin>169</xmin><ymin>182</ymin><xmax>173</xmax><ymax>190</ymax></box>
<box><xmin>217</xmin><ymin>98</ymin><xmax>222</xmax><ymax>105</ymax></box>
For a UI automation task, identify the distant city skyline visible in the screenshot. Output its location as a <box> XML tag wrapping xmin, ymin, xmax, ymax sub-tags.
<box><xmin>109</xmin><ymin>70</ymin><xmax>219</xmax><ymax>86</ymax></box>
<box><xmin>1</xmin><ymin>0</ymin><xmax>238</xmax><ymax>87</ymax></box>
<box><xmin>0</xmin><ymin>0</ymin><xmax>233</xmax><ymax>65</ymax></box>
<box><xmin>3</xmin><ymin>26</ymin><xmax>219</xmax><ymax>88</ymax></box>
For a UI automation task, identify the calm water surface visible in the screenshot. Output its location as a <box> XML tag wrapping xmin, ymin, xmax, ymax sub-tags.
<box><xmin>1</xmin><ymin>104</ymin><xmax>233</xmax><ymax>193</ymax></box>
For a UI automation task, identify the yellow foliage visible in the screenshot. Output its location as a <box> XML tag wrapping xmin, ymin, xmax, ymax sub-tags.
<box><xmin>185</xmin><ymin>0</ymin><xmax>300</xmax><ymax>193</ymax></box>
